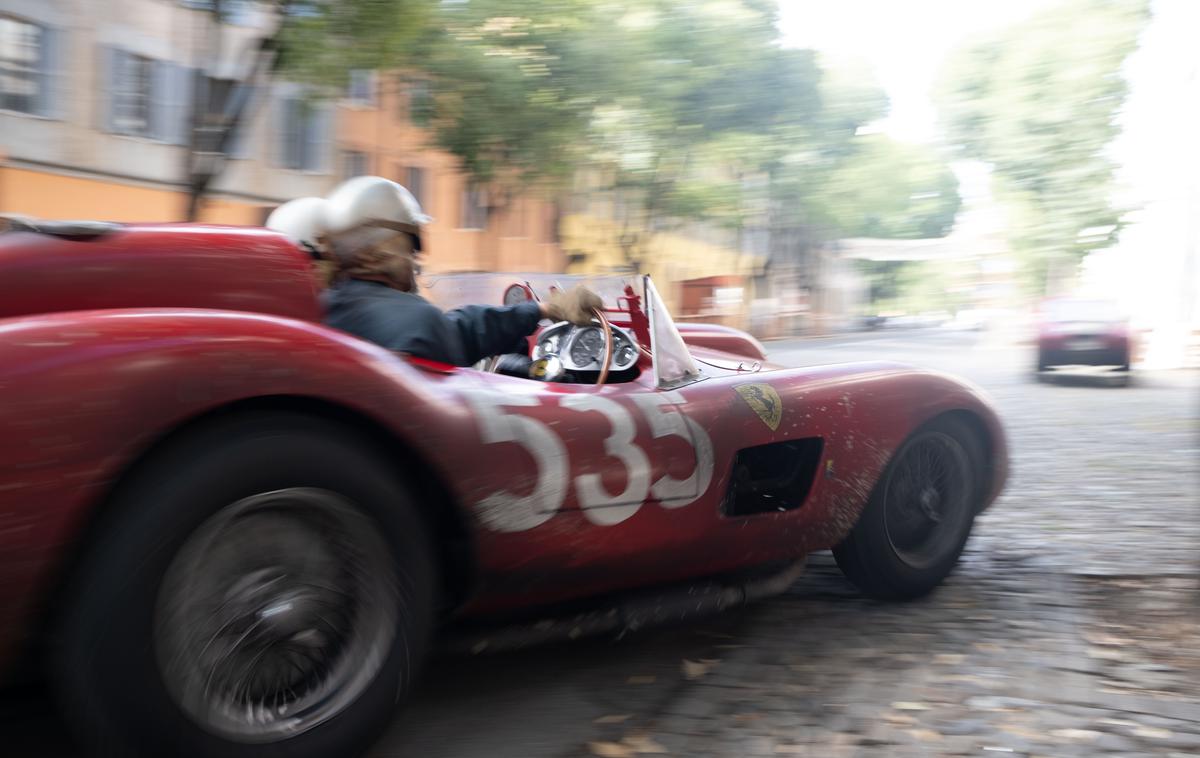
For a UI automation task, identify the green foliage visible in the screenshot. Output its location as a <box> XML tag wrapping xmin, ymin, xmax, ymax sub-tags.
<box><xmin>265</xmin><ymin>0</ymin><xmax>963</xmax><ymax>260</ymax></box>
<box><xmin>274</xmin><ymin>0</ymin><xmax>434</xmax><ymax>91</ymax></box>
<box><xmin>821</xmin><ymin>135</ymin><xmax>962</xmax><ymax>239</ymax></box>
<box><xmin>935</xmin><ymin>0</ymin><xmax>1150</xmax><ymax>292</ymax></box>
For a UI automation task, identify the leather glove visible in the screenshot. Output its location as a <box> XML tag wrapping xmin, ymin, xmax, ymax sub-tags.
<box><xmin>542</xmin><ymin>286</ymin><xmax>604</xmax><ymax>326</ymax></box>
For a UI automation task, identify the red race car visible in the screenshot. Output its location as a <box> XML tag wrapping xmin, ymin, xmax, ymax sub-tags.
<box><xmin>0</xmin><ymin>219</ymin><xmax>1008</xmax><ymax>758</ymax></box>
<box><xmin>1035</xmin><ymin>296</ymin><xmax>1133</xmax><ymax>382</ymax></box>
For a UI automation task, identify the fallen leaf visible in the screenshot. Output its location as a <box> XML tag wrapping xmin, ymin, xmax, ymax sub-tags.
<box><xmin>1050</xmin><ymin>729</ymin><xmax>1102</xmax><ymax>742</ymax></box>
<box><xmin>1086</xmin><ymin>647</ymin><xmax>1130</xmax><ymax>661</ymax></box>
<box><xmin>891</xmin><ymin>701</ymin><xmax>930</xmax><ymax>711</ymax></box>
<box><xmin>884</xmin><ymin>713</ymin><xmax>918</xmax><ymax>725</ymax></box>
<box><xmin>623</xmin><ymin>734</ymin><xmax>668</xmax><ymax>754</ymax></box>
<box><xmin>934</xmin><ymin>654</ymin><xmax>965</xmax><ymax>665</ymax></box>
<box><xmin>1083</xmin><ymin>632</ymin><xmax>1133</xmax><ymax>646</ymax></box>
<box><xmin>1132</xmin><ymin>726</ymin><xmax>1173</xmax><ymax>740</ymax></box>
<box><xmin>682</xmin><ymin>659</ymin><xmax>717</xmax><ymax>680</ymax></box>
<box><xmin>1094</xmin><ymin>718</ymin><xmax>1137</xmax><ymax>728</ymax></box>
<box><xmin>907</xmin><ymin>729</ymin><xmax>943</xmax><ymax>742</ymax></box>
<box><xmin>589</xmin><ymin>742</ymin><xmax>633</xmax><ymax>758</ymax></box>
<box><xmin>974</xmin><ymin>643</ymin><xmax>1003</xmax><ymax>653</ymax></box>
<box><xmin>594</xmin><ymin>714</ymin><xmax>633</xmax><ymax>725</ymax></box>
<box><xmin>626</xmin><ymin>676</ymin><xmax>656</xmax><ymax>685</ymax></box>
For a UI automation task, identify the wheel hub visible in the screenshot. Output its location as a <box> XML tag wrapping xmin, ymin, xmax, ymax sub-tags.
<box><xmin>881</xmin><ymin>432</ymin><xmax>971</xmax><ymax>571</ymax></box>
<box><xmin>154</xmin><ymin>488</ymin><xmax>397</xmax><ymax>743</ymax></box>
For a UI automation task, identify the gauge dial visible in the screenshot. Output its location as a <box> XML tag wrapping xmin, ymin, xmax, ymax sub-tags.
<box><xmin>615</xmin><ymin>341</ymin><xmax>637</xmax><ymax>367</ymax></box>
<box><xmin>570</xmin><ymin>327</ymin><xmax>604</xmax><ymax>366</ymax></box>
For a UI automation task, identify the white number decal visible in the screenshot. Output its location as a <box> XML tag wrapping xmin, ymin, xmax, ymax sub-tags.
<box><xmin>560</xmin><ymin>395</ymin><xmax>652</xmax><ymax>525</ymax></box>
<box><xmin>463</xmin><ymin>391</ymin><xmax>568</xmax><ymax>533</ymax></box>
<box><xmin>631</xmin><ymin>391</ymin><xmax>714</xmax><ymax>508</ymax></box>
<box><xmin>468</xmin><ymin>390</ymin><xmax>715</xmax><ymax>531</ymax></box>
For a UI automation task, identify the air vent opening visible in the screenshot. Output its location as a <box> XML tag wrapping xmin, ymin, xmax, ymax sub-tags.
<box><xmin>723</xmin><ymin>438</ymin><xmax>824</xmax><ymax>517</ymax></box>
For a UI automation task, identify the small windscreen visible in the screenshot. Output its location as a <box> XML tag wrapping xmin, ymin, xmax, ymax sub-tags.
<box><xmin>645</xmin><ymin>276</ymin><xmax>701</xmax><ymax>387</ymax></box>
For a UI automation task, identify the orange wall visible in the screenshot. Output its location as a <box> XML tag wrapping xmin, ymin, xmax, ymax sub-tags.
<box><xmin>0</xmin><ymin>166</ymin><xmax>265</xmax><ymax>225</ymax></box>
<box><xmin>336</xmin><ymin>76</ymin><xmax>564</xmax><ymax>275</ymax></box>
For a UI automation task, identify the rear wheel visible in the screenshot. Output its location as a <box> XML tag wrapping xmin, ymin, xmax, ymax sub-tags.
<box><xmin>52</xmin><ymin>413</ymin><xmax>435</xmax><ymax>758</ymax></box>
<box><xmin>833</xmin><ymin>416</ymin><xmax>982</xmax><ymax>601</ymax></box>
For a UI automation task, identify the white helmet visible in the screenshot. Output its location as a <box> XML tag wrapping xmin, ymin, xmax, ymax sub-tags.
<box><xmin>266</xmin><ymin>196</ymin><xmax>328</xmax><ymax>254</ymax></box>
<box><xmin>322</xmin><ymin>176</ymin><xmax>431</xmax><ymax>237</ymax></box>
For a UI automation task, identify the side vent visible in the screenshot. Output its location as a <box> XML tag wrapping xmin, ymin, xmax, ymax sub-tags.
<box><xmin>723</xmin><ymin>438</ymin><xmax>824</xmax><ymax>517</ymax></box>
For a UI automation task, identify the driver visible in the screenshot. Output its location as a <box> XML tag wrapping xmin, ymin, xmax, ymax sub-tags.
<box><xmin>269</xmin><ymin>176</ymin><xmax>603</xmax><ymax>367</ymax></box>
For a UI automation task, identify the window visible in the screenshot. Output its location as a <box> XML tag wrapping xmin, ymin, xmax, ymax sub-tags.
<box><xmin>181</xmin><ymin>0</ymin><xmax>255</xmax><ymax>25</ymax></box>
<box><xmin>460</xmin><ymin>184</ymin><xmax>487</xmax><ymax>230</ymax></box>
<box><xmin>103</xmin><ymin>49</ymin><xmax>190</xmax><ymax>142</ymax></box>
<box><xmin>403</xmin><ymin>166</ymin><xmax>427</xmax><ymax>209</ymax></box>
<box><xmin>112</xmin><ymin>51</ymin><xmax>154</xmax><ymax>136</ymax></box>
<box><xmin>346</xmin><ymin>69</ymin><xmax>376</xmax><ymax>106</ymax></box>
<box><xmin>407</xmin><ymin>79</ymin><xmax>431</xmax><ymax>127</ymax></box>
<box><xmin>200</xmin><ymin>77</ymin><xmax>254</xmax><ymax>157</ymax></box>
<box><xmin>342</xmin><ymin>150</ymin><xmax>369</xmax><ymax>179</ymax></box>
<box><xmin>278</xmin><ymin>95</ymin><xmax>331</xmax><ymax>171</ymax></box>
<box><xmin>0</xmin><ymin>17</ymin><xmax>51</xmax><ymax>115</ymax></box>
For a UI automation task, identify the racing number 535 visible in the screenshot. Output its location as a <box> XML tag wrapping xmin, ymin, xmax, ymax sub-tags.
<box><xmin>464</xmin><ymin>391</ymin><xmax>714</xmax><ymax>532</ymax></box>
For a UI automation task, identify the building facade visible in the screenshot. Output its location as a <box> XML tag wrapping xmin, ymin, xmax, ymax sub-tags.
<box><xmin>0</xmin><ymin>0</ymin><xmax>566</xmax><ymax>275</ymax></box>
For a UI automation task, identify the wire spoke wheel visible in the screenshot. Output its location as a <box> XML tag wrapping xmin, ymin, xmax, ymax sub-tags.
<box><xmin>154</xmin><ymin>487</ymin><xmax>398</xmax><ymax>743</ymax></box>
<box><xmin>881</xmin><ymin>431</ymin><xmax>972</xmax><ymax>571</ymax></box>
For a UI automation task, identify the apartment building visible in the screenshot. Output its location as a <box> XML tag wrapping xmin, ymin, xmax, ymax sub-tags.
<box><xmin>0</xmin><ymin>0</ymin><xmax>566</xmax><ymax>275</ymax></box>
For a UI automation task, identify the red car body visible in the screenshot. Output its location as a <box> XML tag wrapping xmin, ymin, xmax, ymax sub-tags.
<box><xmin>0</xmin><ymin>224</ymin><xmax>1008</xmax><ymax>684</ymax></box>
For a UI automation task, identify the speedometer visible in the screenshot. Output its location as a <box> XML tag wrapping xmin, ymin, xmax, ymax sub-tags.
<box><xmin>570</xmin><ymin>327</ymin><xmax>604</xmax><ymax>367</ymax></box>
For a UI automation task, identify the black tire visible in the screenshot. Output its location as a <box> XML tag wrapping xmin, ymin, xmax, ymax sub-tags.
<box><xmin>833</xmin><ymin>416</ymin><xmax>982</xmax><ymax>601</ymax></box>
<box><xmin>51</xmin><ymin>412</ymin><xmax>435</xmax><ymax>758</ymax></box>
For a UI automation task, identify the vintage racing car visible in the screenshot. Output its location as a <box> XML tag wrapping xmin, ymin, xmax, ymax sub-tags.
<box><xmin>0</xmin><ymin>219</ymin><xmax>1007</xmax><ymax>758</ymax></box>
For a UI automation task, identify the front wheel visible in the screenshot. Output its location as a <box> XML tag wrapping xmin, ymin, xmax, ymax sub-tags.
<box><xmin>52</xmin><ymin>413</ymin><xmax>435</xmax><ymax>758</ymax></box>
<box><xmin>833</xmin><ymin>416</ymin><xmax>982</xmax><ymax>601</ymax></box>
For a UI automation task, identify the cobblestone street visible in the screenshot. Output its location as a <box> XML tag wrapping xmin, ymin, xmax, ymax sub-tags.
<box><xmin>4</xmin><ymin>329</ymin><xmax>1197</xmax><ymax>757</ymax></box>
<box><xmin>372</xmin><ymin>330</ymin><xmax>1200</xmax><ymax>758</ymax></box>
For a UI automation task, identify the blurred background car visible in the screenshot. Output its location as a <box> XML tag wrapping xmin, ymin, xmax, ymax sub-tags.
<box><xmin>1035</xmin><ymin>297</ymin><xmax>1133</xmax><ymax>378</ymax></box>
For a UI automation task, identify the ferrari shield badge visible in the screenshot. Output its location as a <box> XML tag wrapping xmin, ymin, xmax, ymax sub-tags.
<box><xmin>735</xmin><ymin>383</ymin><xmax>782</xmax><ymax>431</ymax></box>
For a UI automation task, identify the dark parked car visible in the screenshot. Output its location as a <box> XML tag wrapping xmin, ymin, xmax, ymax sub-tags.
<box><xmin>1035</xmin><ymin>297</ymin><xmax>1132</xmax><ymax>382</ymax></box>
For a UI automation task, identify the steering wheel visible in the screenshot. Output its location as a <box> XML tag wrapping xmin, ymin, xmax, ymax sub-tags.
<box><xmin>593</xmin><ymin>307</ymin><xmax>615</xmax><ymax>386</ymax></box>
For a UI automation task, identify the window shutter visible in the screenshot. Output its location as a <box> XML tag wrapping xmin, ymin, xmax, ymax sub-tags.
<box><xmin>177</xmin><ymin>63</ymin><xmax>196</xmax><ymax>145</ymax></box>
<box><xmin>38</xmin><ymin>26</ymin><xmax>64</xmax><ymax>119</ymax></box>
<box><xmin>275</xmin><ymin>93</ymin><xmax>293</xmax><ymax>167</ymax></box>
<box><xmin>304</xmin><ymin>102</ymin><xmax>333</xmax><ymax>173</ymax></box>
<box><xmin>150</xmin><ymin>60</ymin><xmax>175</xmax><ymax>142</ymax></box>
<box><xmin>101</xmin><ymin>46</ymin><xmax>121</xmax><ymax>132</ymax></box>
<box><xmin>227</xmin><ymin>83</ymin><xmax>258</xmax><ymax>159</ymax></box>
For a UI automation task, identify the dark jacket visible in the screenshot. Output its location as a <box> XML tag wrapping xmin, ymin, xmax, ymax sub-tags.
<box><xmin>323</xmin><ymin>278</ymin><xmax>543</xmax><ymax>366</ymax></box>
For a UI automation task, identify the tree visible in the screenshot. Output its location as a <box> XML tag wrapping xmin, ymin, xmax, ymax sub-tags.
<box><xmin>935</xmin><ymin>0</ymin><xmax>1150</xmax><ymax>294</ymax></box>
<box><xmin>821</xmin><ymin>135</ymin><xmax>961</xmax><ymax>239</ymax></box>
<box><xmin>184</xmin><ymin>0</ymin><xmax>433</xmax><ymax>219</ymax></box>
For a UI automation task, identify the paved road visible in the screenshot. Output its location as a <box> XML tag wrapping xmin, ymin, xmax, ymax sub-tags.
<box><xmin>5</xmin><ymin>328</ymin><xmax>1198</xmax><ymax>757</ymax></box>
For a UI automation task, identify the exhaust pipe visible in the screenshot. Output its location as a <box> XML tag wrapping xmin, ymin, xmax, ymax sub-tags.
<box><xmin>448</xmin><ymin>560</ymin><xmax>806</xmax><ymax>655</ymax></box>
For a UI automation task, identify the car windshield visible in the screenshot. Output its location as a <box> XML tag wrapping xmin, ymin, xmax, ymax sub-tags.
<box><xmin>1045</xmin><ymin>299</ymin><xmax>1122</xmax><ymax>323</ymax></box>
<box><xmin>418</xmin><ymin>272</ymin><xmax>700</xmax><ymax>387</ymax></box>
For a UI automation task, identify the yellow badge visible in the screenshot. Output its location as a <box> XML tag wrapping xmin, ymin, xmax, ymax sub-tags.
<box><xmin>735</xmin><ymin>383</ymin><xmax>782</xmax><ymax>431</ymax></box>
